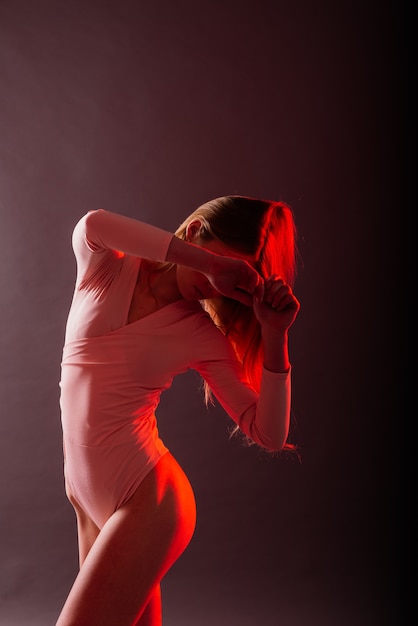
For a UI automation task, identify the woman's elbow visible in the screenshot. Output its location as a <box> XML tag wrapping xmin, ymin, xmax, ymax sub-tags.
<box><xmin>262</xmin><ymin>438</ymin><xmax>286</xmax><ymax>453</ymax></box>
<box><xmin>253</xmin><ymin>428</ymin><xmax>288</xmax><ymax>452</ymax></box>
<box><xmin>84</xmin><ymin>208</ymin><xmax>104</xmax><ymax>232</ymax></box>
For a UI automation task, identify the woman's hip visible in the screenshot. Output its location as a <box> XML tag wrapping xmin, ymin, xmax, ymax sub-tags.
<box><xmin>123</xmin><ymin>451</ymin><xmax>197</xmax><ymax>539</ymax></box>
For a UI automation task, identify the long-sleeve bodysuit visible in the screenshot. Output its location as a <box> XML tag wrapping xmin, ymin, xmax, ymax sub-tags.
<box><xmin>60</xmin><ymin>209</ymin><xmax>291</xmax><ymax>528</ymax></box>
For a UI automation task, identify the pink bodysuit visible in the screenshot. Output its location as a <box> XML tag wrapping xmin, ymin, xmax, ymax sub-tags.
<box><xmin>60</xmin><ymin>209</ymin><xmax>291</xmax><ymax>528</ymax></box>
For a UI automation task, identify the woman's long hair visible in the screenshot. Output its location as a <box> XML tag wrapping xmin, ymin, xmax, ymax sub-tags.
<box><xmin>175</xmin><ymin>195</ymin><xmax>298</xmax><ymax>395</ymax></box>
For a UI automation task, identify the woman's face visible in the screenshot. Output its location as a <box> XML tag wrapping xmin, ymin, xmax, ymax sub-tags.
<box><xmin>175</xmin><ymin>230</ymin><xmax>254</xmax><ymax>301</ymax></box>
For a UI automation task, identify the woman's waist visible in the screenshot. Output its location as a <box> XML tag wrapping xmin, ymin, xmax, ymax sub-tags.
<box><xmin>61</xmin><ymin>408</ymin><xmax>161</xmax><ymax>448</ymax></box>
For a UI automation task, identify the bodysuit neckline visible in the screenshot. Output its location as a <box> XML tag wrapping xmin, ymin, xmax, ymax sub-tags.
<box><xmin>109</xmin><ymin>298</ymin><xmax>205</xmax><ymax>337</ymax></box>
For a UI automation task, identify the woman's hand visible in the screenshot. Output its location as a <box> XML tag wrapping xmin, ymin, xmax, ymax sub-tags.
<box><xmin>253</xmin><ymin>275</ymin><xmax>300</xmax><ymax>333</ymax></box>
<box><xmin>206</xmin><ymin>255</ymin><xmax>265</xmax><ymax>306</ymax></box>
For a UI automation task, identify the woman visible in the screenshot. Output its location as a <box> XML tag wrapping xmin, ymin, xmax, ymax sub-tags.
<box><xmin>56</xmin><ymin>195</ymin><xmax>300</xmax><ymax>626</ymax></box>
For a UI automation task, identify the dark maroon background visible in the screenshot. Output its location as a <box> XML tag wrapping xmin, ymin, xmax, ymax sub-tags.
<box><xmin>0</xmin><ymin>1</ymin><xmax>408</xmax><ymax>624</ymax></box>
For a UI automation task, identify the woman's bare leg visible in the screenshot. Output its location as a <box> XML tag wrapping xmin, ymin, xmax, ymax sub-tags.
<box><xmin>67</xmin><ymin>487</ymin><xmax>162</xmax><ymax>625</ymax></box>
<box><xmin>76</xmin><ymin>513</ymin><xmax>100</xmax><ymax>567</ymax></box>
<box><xmin>134</xmin><ymin>585</ymin><xmax>162</xmax><ymax>626</ymax></box>
<box><xmin>65</xmin><ymin>476</ymin><xmax>163</xmax><ymax>624</ymax></box>
<box><xmin>56</xmin><ymin>453</ymin><xmax>196</xmax><ymax>626</ymax></box>
<box><xmin>65</xmin><ymin>477</ymin><xmax>100</xmax><ymax>567</ymax></box>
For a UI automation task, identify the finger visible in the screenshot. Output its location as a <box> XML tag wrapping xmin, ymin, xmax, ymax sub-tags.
<box><xmin>248</xmin><ymin>267</ymin><xmax>264</xmax><ymax>300</ymax></box>
<box><xmin>269</xmin><ymin>288</ymin><xmax>291</xmax><ymax>309</ymax></box>
<box><xmin>237</xmin><ymin>268</ymin><xmax>264</xmax><ymax>302</ymax></box>
<box><xmin>272</xmin><ymin>292</ymin><xmax>299</xmax><ymax>312</ymax></box>
<box><xmin>252</xmin><ymin>274</ymin><xmax>265</xmax><ymax>302</ymax></box>
<box><xmin>231</xmin><ymin>288</ymin><xmax>254</xmax><ymax>307</ymax></box>
<box><xmin>265</xmin><ymin>280</ymin><xmax>286</xmax><ymax>305</ymax></box>
<box><xmin>264</xmin><ymin>275</ymin><xmax>281</xmax><ymax>288</ymax></box>
<box><xmin>265</xmin><ymin>274</ymin><xmax>284</xmax><ymax>284</ymax></box>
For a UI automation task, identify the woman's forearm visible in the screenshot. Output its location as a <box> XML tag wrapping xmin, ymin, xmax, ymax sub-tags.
<box><xmin>261</xmin><ymin>329</ymin><xmax>290</xmax><ymax>374</ymax></box>
<box><xmin>165</xmin><ymin>234</ymin><xmax>215</xmax><ymax>273</ymax></box>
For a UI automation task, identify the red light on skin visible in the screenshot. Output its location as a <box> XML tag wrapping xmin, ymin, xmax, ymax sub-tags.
<box><xmin>113</xmin><ymin>250</ymin><xmax>125</xmax><ymax>259</ymax></box>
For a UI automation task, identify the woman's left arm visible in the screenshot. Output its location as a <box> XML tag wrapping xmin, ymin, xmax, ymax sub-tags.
<box><xmin>193</xmin><ymin>277</ymin><xmax>299</xmax><ymax>451</ymax></box>
<box><xmin>253</xmin><ymin>275</ymin><xmax>300</xmax><ymax>374</ymax></box>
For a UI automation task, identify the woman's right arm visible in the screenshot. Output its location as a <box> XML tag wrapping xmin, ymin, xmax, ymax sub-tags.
<box><xmin>166</xmin><ymin>236</ymin><xmax>264</xmax><ymax>306</ymax></box>
<box><xmin>81</xmin><ymin>209</ymin><xmax>263</xmax><ymax>305</ymax></box>
<box><xmin>81</xmin><ymin>209</ymin><xmax>173</xmax><ymax>262</ymax></box>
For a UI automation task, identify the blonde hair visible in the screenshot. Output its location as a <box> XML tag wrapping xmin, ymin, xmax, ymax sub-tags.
<box><xmin>176</xmin><ymin>195</ymin><xmax>298</xmax><ymax>391</ymax></box>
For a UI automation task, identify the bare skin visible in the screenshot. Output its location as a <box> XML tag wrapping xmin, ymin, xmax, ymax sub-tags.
<box><xmin>59</xmin><ymin>453</ymin><xmax>196</xmax><ymax>626</ymax></box>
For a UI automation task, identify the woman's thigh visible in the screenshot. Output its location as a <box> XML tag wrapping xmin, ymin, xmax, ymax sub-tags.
<box><xmin>56</xmin><ymin>452</ymin><xmax>196</xmax><ymax>626</ymax></box>
<box><xmin>65</xmin><ymin>478</ymin><xmax>101</xmax><ymax>567</ymax></box>
<box><xmin>134</xmin><ymin>585</ymin><xmax>162</xmax><ymax>626</ymax></box>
